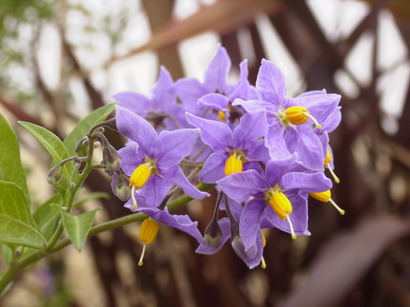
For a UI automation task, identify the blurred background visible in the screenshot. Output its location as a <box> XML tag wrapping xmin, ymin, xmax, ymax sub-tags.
<box><xmin>1</xmin><ymin>0</ymin><xmax>410</xmax><ymax>306</ymax></box>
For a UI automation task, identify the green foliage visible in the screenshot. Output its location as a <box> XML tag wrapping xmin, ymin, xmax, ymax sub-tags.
<box><xmin>0</xmin><ymin>114</ymin><xmax>29</xmax><ymax>199</ymax></box>
<box><xmin>0</xmin><ymin>181</ymin><xmax>46</xmax><ymax>249</ymax></box>
<box><xmin>59</xmin><ymin>208</ymin><xmax>100</xmax><ymax>251</ymax></box>
<box><xmin>33</xmin><ymin>194</ymin><xmax>62</xmax><ymax>240</ymax></box>
<box><xmin>63</xmin><ymin>103</ymin><xmax>116</xmax><ymax>155</ymax></box>
<box><xmin>19</xmin><ymin>121</ymin><xmax>72</xmax><ymax>195</ymax></box>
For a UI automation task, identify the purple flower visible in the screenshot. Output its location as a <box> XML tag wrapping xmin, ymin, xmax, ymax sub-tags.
<box><xmin>217</xmin><ymin>156</ymin><xmax>332</xmax><ymax>250</ymax></box>
<box><xmin>114</xmin><ymin>67</ymin><xmax>186</xmax><ymax>131</ymax></box>
<box><xmin>116</xmin><ymin>106</ymin><xmax>209</xmax><ymax>210</ymax></box>
<box><xmin>176</xmin><ymin>46</ymin><xmax>256</xmax><ymax>124</ymax></box>
<box><xmin>234</xmin><ymin>60</ymin><xmax>341</xmax><ymax>171</ymax></box>
<box><xmin>186</xmin><ymin>110</ymin><xmax>269</xmax><ymax>183</ymax></box>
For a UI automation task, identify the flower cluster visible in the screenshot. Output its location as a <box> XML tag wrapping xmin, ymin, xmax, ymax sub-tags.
<box><xmin>112</xmin><ymin>46</ymin><xmax>342</xmax><ymax>268</ymax></box>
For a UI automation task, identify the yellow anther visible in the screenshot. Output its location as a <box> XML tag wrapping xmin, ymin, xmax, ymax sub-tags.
<box><xmin>268</xmin><ymin>192</ymin><xmax>297</xmax><ymax>239</ymax></box>
<box><xmin>261</xmin><ymin>231</ymin><xmax>267</xmax><ymax>248</ymax></box>
<box><xmin>138</xmin><ymin>219</ymin><xmax>159</xmax><ymax>266</ymax></box>
<box><xmin>268</xmin><ymin>192</ymin><xmax>292</xmax><ymax>220</ymax></box>
<box><xmin>285</xmin><ymin>106</ymin><xmax>309</xmax><ymax>125</ymax></box>
<box><xmin>130</xmin><ymin>164</ymin><xmax>152</xmax><ymax>189</ymax></box>
<box><xmin>284</xmin><ymin>106</ymin><xmax>322</xmax><ymax>129</ymax></box>
<box><xmin>224</xmin><ymin>154</ymin><xmax>243</xmax><ymax>176</ymax></box>
<box><xmin>218</xmin><ymin>110</ymin><xmax>226</xmax><ymax>121</ymax></box>
<box><xmin>310</xmin><ymin>190</ymin><xmax>331</xmax><ymax>202</ymax></box>
<box><xmin>324</xmin><ymin>151</ymin><xmax>340</xmax><ymax>183</ymax></box>
<box><xmin>324</xmin><ymin>151</ymin><xmax>332</xmax><ymax>168</ymax></box>
<box><xmin>310</xmin><ymin>190</ymin><xmax>345</xmax><ymax>215</ymax></box>
<box><xmin>139</xmin><ymin>219</ymin><xmax>159</xmax><ymax>245</ymax></box>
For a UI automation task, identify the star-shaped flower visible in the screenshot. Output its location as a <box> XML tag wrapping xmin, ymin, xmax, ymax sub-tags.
<box><xmin>186</xmin><ymin>110</ymin><xmax>269</xmax><ymax>183</ymax></box>
<box><xmin>234</xmin><ymin>60</ymin><xmax>341</xmax><ymax>171</ymax></box>
<box><xmin>116</xmin><ymin>106</ymin><xmax>209</xmax><ymax>210</ymax></box>
<box><xmin>217</xmin><ymin>156</ymin><xmax>331</xmax><ymax>250</ymax></box>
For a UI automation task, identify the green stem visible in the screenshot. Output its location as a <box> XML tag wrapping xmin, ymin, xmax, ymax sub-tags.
<box><xmin>0</xmin><ymin>182</ymin><xmax>214</xmax><ymax>294</ymax></box>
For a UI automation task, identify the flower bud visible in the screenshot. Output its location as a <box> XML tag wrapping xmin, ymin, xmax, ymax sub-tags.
<box><xmin>75</xmin><ymin>138</ymin><xmax>89</xmax><ymax>157</ymax></box>
<box><xmin>47</xmin><ymin>164</ymin><xmax>63</xmax><ymax>185</ymax></box>
<box><xmin>115</xmin><ymin>173</ymin><xmax>131</xmax><ymax>201</ymax></box>
<box><xmin>204</xmin><ymin>219</ymin><xmax>222</xmax><ymax>247</ymax></box>
<box><xmin>103</xmin><ymin>143</ymin><xmax>121</xmax><ymax>173</ymax></box>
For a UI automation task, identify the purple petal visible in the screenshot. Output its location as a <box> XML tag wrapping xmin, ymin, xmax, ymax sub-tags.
<box><xmin>265</xmin><ymin>155</ymin><xmax>299</xmax><ymax>186</ymax></box>
<box><xmin>290</xmin><ymin>127</ymin><xmax>324</xmax><ymax>171</ymax></box>
<box><xmin>152</xmin><ymin>67</ymin><xmax>175</xmax><ymax>107</ymax></box>
<box><xmin>265</xmin><ymin>121</ymin><xmax>293</xmax><ymax>161</ymax></box>
<box><xmin>204</xmin><ymin>46</ymin><xmax>231</xmax><ymax>93</ymax></box>
<box><xmin>217</xmin><ymin>169</ymin><xmax>268</xmax><ymax>203</ymax></box>
<box><xmin>199</xmin><ymin>152</ymin><xmax>227</xmax><ymax>183</ymax></box>
<box><xmin>231</xmin><ymin>229</ymin><xmax>264</xmax><ymax>269</ymax></box>
<box><xmin>196</xmin><ymin>218</ymin><xmax>231</xmax><ymax>254</ymax></box>
<box><xmin>113</xmin><ymin>92</ymin><xmax>150</xmax><ymax>117</ymax></box>
<box><xmin>281</xmin><ymin>171</ymin><xmax>332</xmax><ymax>193</ymax></box>
<box><xmin>118</xmin><ymin>144</ymin><xmax>144</xmax><ymax>175</ymax></box>
<box><xmin>198</xmin><ymin>93</ymin><xmax>229</xmax><ymax>111</ymax></box>
<box><xmin>232</xmin><ymin>110</ymin><xmax>268</xmax><ymax>149</ymax></box>
<box><xmin>233</xmin><ymin>99</ymin><xmax>276</xmax><ymax>114</ymax></box>
<box><xmin>139</xmin><ymin>207</ymin><xmax>204</xmax><ymax>243</ymax></box>
<box><xmin>141</xmin><ymin>175</ymin><xmax>172</xmax><ymax>207</ymax></box>
<box><xmin>153</xmin><ymin>128</ymin><xmax>199</xmax><ymax>168</ymax></box>
<box><xmin>229</xmin><ymin>60</ymin><xmax>254</xmax><ymax>100</ymax></box>
<box><xmin>175</xmin><ymin>78</ymin><xmax>207</xmax><ymax>113</ymax></box>
<box><xmin>162</xmin><ymin>166</ymin><xmax>209</xmax><ymax>199</ymax></box>
<box><xmin>256</xmin><ymin>59</ymin><xmax>286</xmax><ymax>104</ymax></box>
<box><xmin>240</xmin><ymin>199</ymin><xmax>265</xmax><ymax>251</ymax></box>
<box><xmin>116</xmin><ymin>106</ymin><xmax>157</xmax><ymax>151</ymax></box>
<box><xmin>185</xmin><ymin>113</ymin><xmax>232</xmax><ymax>152</ymax></box>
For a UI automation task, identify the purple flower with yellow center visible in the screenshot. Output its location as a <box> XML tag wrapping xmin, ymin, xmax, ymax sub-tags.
<box><xmin>114</xmin><ymin>67</ymin><xmax>186</xmax><ymax>131</ymax></box>
<box><xmin>234</xmin><ymin>60</ymin><xmax>341</xmax><ymax>171</ymax></box>
<box><xmin>217</xmin><ymin>156</ymin><xmax>332</xmax><ymax>249</ymax></box>
<box><xmin>116</xmin><ymin>106</ymin><xmax>209</xmax><ymax>210</ymax></box>
<box><xmin>186</xmin><ymin>110</ymin><xmax>269</xmax><ymax>183</ymax></box>
<box><xmin>176</xmin><ymin>46</ymin><xmax>256</xmax><ymax>123</ymax></box>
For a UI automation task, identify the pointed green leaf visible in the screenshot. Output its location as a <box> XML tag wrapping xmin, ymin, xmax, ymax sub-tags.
<box><xmin>64</xmin><ymin>103</ymin><xmax>116</xmax><ymax>154</ymax></box>
<box><xmin>18</xmin><ymin>122</ymin><xmax>72</xmax><ymax>194</ymax></box>
<box><xmin>0</xmin><ymin>181</ymin><xmax>47</xmax><ymax>249</ymax></box>
<box><xmin>60</xmin><ymin>208</ymin><xmax>100</xmax><ymax>251</ymax></box>
<box><xmin>0</xmin><ymin>113</ymin><xmax>28</xmax><ymax>198</ymax></box>
<box><xmin>33</xmin><ymin>194</ymin><xmax>62</xmax><ymax>240</ymax></box>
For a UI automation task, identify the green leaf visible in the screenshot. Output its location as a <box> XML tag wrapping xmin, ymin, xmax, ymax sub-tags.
<box><xmin>0</xmin><ymin>113</ymin><xmax>29</xmax><ymax>199</ymax></box>
<box><xmin>0</xmin><ymin>181</ymin><xmax>47</xmax><ymax>249</ymax></box>
<box><xmin>18</xmin><ymin>121</ymin><xmax>72</xmax><ymax>194</ymax></box>
<box><xmin>59</xmin><ymin>208</ymin><xmax>100</xmax><ymax>251</ymax></box>
<box><xmin>63</xmin><ymin>103</ymin><xmax>116</xmax><ymax>154</ymax></box>
<box><xmin>33</xmin><ymin>194</ymin><xmax>62</xmax><ymax>240</ymax></box>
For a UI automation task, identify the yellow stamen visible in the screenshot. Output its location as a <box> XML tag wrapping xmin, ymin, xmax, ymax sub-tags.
<box><xmin>218</xmin><ymin>110</ymin><xmax>226</xmax><ymax>121</ymax></box>
<box><xmin>309</xmin><ymin>190</ymin><xmax>345</xmax><ymax>215</ymax></box>
<box><xmin>328</xmin><ymin>167</ymin><xmax>340</xmax><ymax>184</ymax></box>
<box><xmin>261</xmin><ymin>231</ymin><xmax>266</xmax><ymax>248</ymax></box>
<box><xmin>131</xmin><ymin>186</ymin><xmax>138</xmax><ymax>210</ymax></box>
<box><xmin>268</xmin><ymin>192</ymin><xmax>292</xmax><ymax>220</ymax></box>
<box><xmin>260</xmin><ymin>256</ymin><xmax>267</xmax><ymax>269</ymax></box>
<box><xmin>284</xmin><ymin>106</ymin><xmax>322</xmax><ymax>129</ymax></box>
<box><xmin>268</xmin><ymin>192</ymin><xmax>297</xmax><ymax>239</ymax></box>
<box><xmin>324</xmin><ymin>151</ymin><xmax>340</xmax><ymax>183</ymax></box>
<box><xmin>286</xmin><ymin>215</ymin><xmax>297</xmax><ymax>239</ymax></box>
<box><xmin>324</xmin><ymin>151</ymin><xmax>332</xmax><ymax>167</ymax></box>
<box><xmin>130</xmin><ymin>163</ymin><xmax>152</xmax><ymax>189</ymax></box>
<box><xmin>224</xmin><ymin>154</ymin><xmax>243</xmax><ymax>176</ymax></box>
<box><xmin>138</xmin><ymin>219</ymin><xmax>159</xmax><ymax>266</ymax></box>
